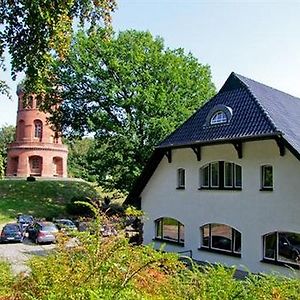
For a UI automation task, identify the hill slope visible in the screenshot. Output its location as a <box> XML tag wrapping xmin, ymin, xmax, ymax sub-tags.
<box><xmin>0</xmin><ymin>179</ymin><xmax>101</xmax><ymax>223</ymax></box>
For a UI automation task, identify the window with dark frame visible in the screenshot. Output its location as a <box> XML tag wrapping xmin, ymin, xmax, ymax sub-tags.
<box><xmin>200</xmin><ymin>223</ymin><xmax>241</xmax><ymax>257</ymax></box>
<box><xmin>210</xmin><ymin>111</ymin><xmax>228</xmax><ymax>125</ymax></box>
<box><xmin>155</xmin><ymin>218</ymin><xmax>184</xmax><ymax>245</ymax></box>
<box><xmin>261</xmin><ymin>165</ymin><xmax>273</xmax><ymax>190</ymax></box>
<box><xmin>263</xmin><ymin>231</ymin><xmax>300</xmax><ymax>267</ymax></box>
<box><xmin>177</xmin><ymin>168</ymin><xmax>185</xmax><ymax>189</ymax></box>
<box><xmin>200</xmin><ymin>161</ymin><xmax>242</xmax><ymax>190</ymax></box>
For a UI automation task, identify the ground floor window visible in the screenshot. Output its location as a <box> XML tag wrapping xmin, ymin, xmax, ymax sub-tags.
<box><xmin>200</xmin><ymin>223</ymin><xmax>241</xmax><ymax>257</ymax></box>
<box><xmin>155</xmin><ymin>217</ymin><xmax>184</xmax><ymax>245</ymax></box>
<box><xmin>263</xmin><ymin>231</ymin><xmax>300</xmax><ymax>266</ymax></box>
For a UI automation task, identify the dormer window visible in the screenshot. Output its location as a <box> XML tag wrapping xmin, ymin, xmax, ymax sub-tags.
<box><xmin>205</xmin><ymin>104</ymin><xmax>233</xmax><ymax>127</ymax></box>
<box><xmin>210</xmin><ymin>111</ymin><xmax>227</xmax><ymax>125</ymax></box>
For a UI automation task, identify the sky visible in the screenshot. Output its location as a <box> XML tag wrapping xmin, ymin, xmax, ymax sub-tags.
<box><xmin>1</xmin><ymin>0</ymin><xmax>300</xmax><ymax>127</ymax></box>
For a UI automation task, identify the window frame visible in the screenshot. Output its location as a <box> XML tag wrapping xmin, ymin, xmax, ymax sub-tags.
<box><xmin>261</xmin><ymin>164</ymin><xmax>273</xmax><ymax>191</ymax></box>
<box><xmin>262</xmin><ymin>231</ymin><xmax>300</xmax><ymax>268</ymax></box>
<box><xmin>154</xmin><ymin>218</ymin><xmax>184</xmax><ymax>246</ymax></box>
<box><xmin>210</xmin><ymin>111</ymin><xmax>228</xmax><ymax>125</ymax></box>
<box><xmin>176</xmin><ymin>168</ymin><xmax>185</xmax><ymax>190</ymax></box>
<box><xmin>200</xmin><ymin>223</ymin><xmax>241</xmax><ymax>257</ymax></box>
<box><xmin>34</xmin><ymin>120</ymin><xmax>43</xmax><ymax>140</ymax></box>
<box><xmin>199</xmin><ymin>161</ymin><xmax>242</xmax><ymax>190</ymax></box>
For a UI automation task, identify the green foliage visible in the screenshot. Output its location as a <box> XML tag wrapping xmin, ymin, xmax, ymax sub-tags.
<box><xmin>64</xmin><ymin>137</ymin><xmax>97</xmax><ymax>181</ymax></box>
<box><xmin>0</xmin><ymin>124</ymin><xmax>15</xmax><ymax>170</ymax></box>
<box><xmin>47</xmin><ymin>29</ymin><xmax>216</xmax><ymax>192</ymax></box>
<box><xmin>0</xmin><ymin>155</ymin><xmax>4</xmax><ymax>179</ymax></box>
<box><xmin>0</xmin><ymin>0</ymin><xmax>117</xmax><ymax>95</ymax></box>
<box><xmin>0</xmin><ymin>218</ymin><xmax>299</xmax><ymax>300</ymax></box>
<box><xmin>0</xmin><ymin>179</ymin><xmax>100</xmax><ymax>223</ymax></box>
<box><xmin>125</xmin><ymin>206</ymin><xmax>144</xmax><ymax>218</ymax></box>
<box><xmin>5</xmin><ymin>235</ymin><xmax>300</xmax><ymax>300</ymax></box>
<box><xmin>0</xmin><ymin>260</ymin><xmax>14</xmax><ymax>297</ymax></box>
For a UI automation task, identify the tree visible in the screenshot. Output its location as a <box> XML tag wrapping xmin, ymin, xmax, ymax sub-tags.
<box><xmin>47</xmin><ymin>29</ymin><xmax>216</xmax><ymax>192</ymax></box>
<box><xmin>0</xmin><ymin>124</ymin><xmax>15</xmax><ymax>170</ymax></box>
<box><xmin>64</xmin><ymin>137</ymin><xmax>96</xmax><ymax>181</ymax></box>
<box><xmin>0</xmin><ymin>155</ymin><xmax>4</xmax><ymax>179</ymax></box>
<box><xmin>0</xmin><ymin>0</ymin><xmax>117</xmax><ymax>95</ymax></box>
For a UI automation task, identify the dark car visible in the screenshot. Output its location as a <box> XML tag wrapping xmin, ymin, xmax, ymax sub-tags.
<box><xmin>26</xmin><ymin>221</ymin><xmax>58</xmax><ymax>244</ymax></box>
<box><xmin>54</xmin><ymin>219</ymin><xmax>77</xmax><ymax>232</ymax></box>
<box><xmin>17</xmin><ymin>214</ymin><xmax>34</xmax><ymax>232</ymax></box>
<box><xmin>1</xmin><ymin>223</ymin><xmax>22</xmax><ymax>243</ymax></box>
<box><xmin>279</xmin><ymin>234</ymin><xmax>300</xmax><ymax>262</ymax></box>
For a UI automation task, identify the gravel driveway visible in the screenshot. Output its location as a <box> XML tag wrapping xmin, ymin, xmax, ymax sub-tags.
<box><xmin>0</xmin><ymin>239</ymin><xmax>55</xmax><ymax>275</ymax></box>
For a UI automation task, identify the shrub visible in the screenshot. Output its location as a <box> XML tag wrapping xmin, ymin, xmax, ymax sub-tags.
<box><xmin>26</xmin><ymin>176</ymin><xmax>36</xmax><ymax>181</ymax></box>
<box><xmin>0</xmin><ymin>260</ymin><xmax>14</xmax><ymax>297</ymax></box>
<box><xmin>66</xmin><ymin>196</ymin><xmax>93</xmax><ymax>216</ymax></box>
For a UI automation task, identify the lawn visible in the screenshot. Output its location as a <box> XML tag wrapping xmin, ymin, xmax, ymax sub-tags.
<box><xmin>0</xmin><ymin>179</ymin><xmax>101</xmax><ymax>224</ymax></box>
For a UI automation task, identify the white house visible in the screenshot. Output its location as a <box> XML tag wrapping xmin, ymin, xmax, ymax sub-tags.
<box><xmin>125</xmin><ymin>72</ymin><xmax>300</xmax><ymax>276</ymax></box>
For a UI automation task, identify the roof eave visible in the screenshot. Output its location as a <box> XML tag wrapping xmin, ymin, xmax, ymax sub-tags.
<box><xmin>156</xmin><ymin>132</ymin><xmax>283</xmax><ymax>150</ymax></box>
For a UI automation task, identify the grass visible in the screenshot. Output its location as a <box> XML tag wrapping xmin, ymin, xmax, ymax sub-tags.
<box><xmin>0</xmin><ymin>179</ymin><xmax>101</xmax><ymax>224</ymax></box>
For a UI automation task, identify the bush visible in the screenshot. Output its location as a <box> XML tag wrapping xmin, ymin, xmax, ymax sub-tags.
<box><xmin>26</xmin><ymin>176</ymin><xmax>36</xmax><ymax>181</ymax></box>
<box><xmin>0</xmin><ymin>260</ymin><xmax>14</xmax><ymax>297</ymax></box>
<box><xmin>66</xmin><ymin>196</ymin><xmax>93</xmax><ymax>216</ymax></box>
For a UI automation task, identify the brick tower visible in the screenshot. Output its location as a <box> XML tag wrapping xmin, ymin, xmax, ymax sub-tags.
<box><xmin>6</xmin><ymin>85</ymin><xmax>68</xmax><ymax>178</ymax></box>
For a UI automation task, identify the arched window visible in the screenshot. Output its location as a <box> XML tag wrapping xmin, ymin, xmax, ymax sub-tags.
<box><xmin>24</xmin><ymin>96</ymin><xmax>33</xmax><ymax>109</ymax></box>
<box><xmin>34</xmin><ymin>120</ymin><xmax>43</xmax><ymax>140</ymax></box>
<box><xmin>155</xmin><ymin>217</ymin><xmax>184</xmax><ymax>245</ymax></box>
<box><xmin>205</xmin><ymin>105</ymin><xmax>233</xmax><ymax>127</ymax></box>
<box><xmin>200</xmin><ymin>223</ymin><xmax>241</xmax><ymax>256</ymax></box>
<box><xmin>263</xmin><ymin>231</ymin><xmax>300</xmax><ymax>266</ymax></box>
<box><xmin>53</xmin><ymin>157</ymin><xmax>63</xmax><ymax>177</ymax></box>
<box><xmin>36</xmin><ymin>95</ymin><xmax>43</xmax><ymax>109</ymax></box>
<box><xmin>29</xmin><ymin>156</ymin><xmax>42</xmax><ymax>176</ymax></box>
<box><xmin>199</xmin><ymin>161</ymin><xmax>242</xmax><ymax>189</ymax></box>
<box><xmin>210</xmin><ymin>111</ymin><xmax>227</xmax><ymax>125</ymax></box>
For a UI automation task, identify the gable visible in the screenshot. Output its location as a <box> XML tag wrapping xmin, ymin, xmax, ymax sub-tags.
<box><xmin>158</xmin><ymin>72</ymin><xmax>279</xmax><ymax>149</ymax></box>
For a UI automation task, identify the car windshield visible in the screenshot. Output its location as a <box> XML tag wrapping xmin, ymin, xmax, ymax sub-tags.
<box><xmin>4</xmin><ymin>225</ymin><xmax>20</xmax><ymax>232</ymax></box>
<box><xmin>42</xmin><ymin>225</ymin><xmax>57</xmax><ymax>232</ymax></box>
<box><xmin>19</xmin><ymin>216</ymin><xmax>33</xmax><ymax>223</ymax></box>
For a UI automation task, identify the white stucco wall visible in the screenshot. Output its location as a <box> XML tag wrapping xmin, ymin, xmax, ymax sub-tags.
<box><xmin>141</xmin><ymin>140</ymin><xmax>300</xmax><ymax>276</ymax></box>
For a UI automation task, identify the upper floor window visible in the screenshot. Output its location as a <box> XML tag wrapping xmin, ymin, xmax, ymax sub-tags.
<box><xmin>263</xmin><ymin>231</ymin><xmax>300</xmax><ymax>267</ymax></box>
<box><xmin>210</xmin><ymin>111</ymin><xmax>227</xmax><ymax>125</ymax></box>
<box><xmin>155</xmin><ymin>217</ymin><xmax>184</xmax><ymax>245</ymax></box>
<box><xmin>205</xmin><ymin>104</ymin><xmax>233</xmax><ymax>127</ymax></box>
<box><xmin>34</xmin><ymin>120</ymin><xmax>43</xmax><ymax>140</ymax></box>
<box><xmin>200</xmin><ymin>223</ymin><xmax>241</xmax><ymax>257</ymax></box>
<box><xmin>200</xmin><ymin>161</ymin><xmax>242</xmax><ymax>190</ymax></box>
<box><xmin>261</xmin><ymin>165</ymin><xmax>273</xmax><ymax>190</ymax></box>
<box><xmin>177</xmin><ymin>168</ymin><xmax>185</xmax><ymax>189</ymax></box>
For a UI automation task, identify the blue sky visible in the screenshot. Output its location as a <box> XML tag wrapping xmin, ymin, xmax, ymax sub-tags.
<box><xmin>1</xmin><ymin>0</ymin><xmax>300</xmax><ymax>126</ymax></box>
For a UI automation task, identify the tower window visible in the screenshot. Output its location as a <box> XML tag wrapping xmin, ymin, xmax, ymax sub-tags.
<box><xmin>34</xmin><ymin>120</ymin><xmax>43</xmax><ymax>140</ymax></box>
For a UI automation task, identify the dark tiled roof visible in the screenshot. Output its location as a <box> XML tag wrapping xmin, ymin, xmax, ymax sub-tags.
<box><xmin>126</xmin><ymin>72</ymin><xmax>300</xmax><ymax>205</ymax></box>
<box><xmin>158</xmin><ymin>72</ymin><xmax>291</xmax><ymax>149</ymax></box>
<box><xmin>234</xmin><ymin>74</ymin><xmax>300</xmax><ymax>154</ymax></box>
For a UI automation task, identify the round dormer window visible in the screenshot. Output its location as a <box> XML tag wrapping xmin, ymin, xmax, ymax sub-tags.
<box><xmin>205</xmin><ymin>104</ymin><xmax>233</xmax><ymax>127</ymax></box>
<box><xmin>210</xmin><ymin>111</ymin><xmax>228</xmax><ymax>125</ymax></box>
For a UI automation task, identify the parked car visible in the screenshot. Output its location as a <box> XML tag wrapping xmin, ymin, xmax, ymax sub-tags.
<box><xmin>26</xmin><ymin>221</ymin><xmax>58</xmax><ymax>244</ymax></box>
<box><xmin>17</xmin><ymin>214</ymin><xmax>34</xmax><ymax>232</ymax></box>
<box><xmin>54</xmin><ymin>219</ymin><xmax>77</xmax><ymax>232</ymax></box>
<box><xmin>279</xmin><ymin>234</ymin><xmax>300</xmax><ymax>262</ymax></box>
<box><xmin>1</xmin><ymin>223</ymin><xmax>22</xmax><ymax>243</ymax></box>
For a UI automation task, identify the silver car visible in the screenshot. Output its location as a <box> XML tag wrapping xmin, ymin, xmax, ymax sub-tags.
<box><xmin>26</xmin><ymin>221</ymin><xmax>58</xmax><ymax>244</ymax></box>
